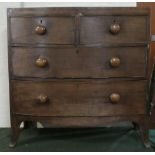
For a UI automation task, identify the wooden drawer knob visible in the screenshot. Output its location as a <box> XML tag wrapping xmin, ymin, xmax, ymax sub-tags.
<box><xmin>110</xmin><ymin>23</ymin><xmax>120</xmax><ymax>34</ymax></box>
<box><xmin>110</xmin><ymin>57</ymin><xmax>121</xmax><ymax>67</ymax></box>
<box><xmin>35</xmin><ymin>25</ymin><xmax>46</xmax><ymax>35</ymax></box>
<box><xmin>110</xmin><ymin>93</ymin><xmax>120</xmax><ymax>104</ymax></box>
<box><xmin>35</xmin><ymin>57</ymin><xmax>48</xmax><ymax>68</ymax></box>
<box><xmin>37</xmin><ymin>94</ymin><xmax>49</xmax><ymax>104</ymax></box>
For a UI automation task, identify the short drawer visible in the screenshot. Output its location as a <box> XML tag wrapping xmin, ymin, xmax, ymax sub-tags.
<box><xmin>80</xmin><ymin>16</ymin><xmax>148</xmax><ymax>44</ymax></box>
<box><xmin>10</xmin><ymin>17</ymin><xmax>75</xmax><ymax>44</ymax></box>
<box><xmin>12</xmin><ymin>80</ymin><xmax>147</xmax><ymax>116</ymax></box>
<box><xmin>11</xmin><ymin>46</ymin><xmax>147</xmax><ymax>78</ymax></box>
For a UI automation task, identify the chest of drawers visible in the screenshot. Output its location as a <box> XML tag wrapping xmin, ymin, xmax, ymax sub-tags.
<box><xmin>7</xmin><ymin>7</ymin><xmax>153</xmax><ymax>147</ymax></box>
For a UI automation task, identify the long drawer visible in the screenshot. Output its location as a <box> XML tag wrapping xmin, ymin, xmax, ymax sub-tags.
<box><xmin>12</xmin><ymin>80</ymin><xmax>147</xmax><ymax>116</ymax></box>
<box><xmin>11</xmin><ymin>46</ymin><xmax>147</xmax><ymax>78</ymax></box>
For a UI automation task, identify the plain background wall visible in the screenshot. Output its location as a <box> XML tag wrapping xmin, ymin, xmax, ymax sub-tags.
<box><xmin>0</xmin><ymin>2</ymin><xmax>136</xmax><ymax>127</ymax></box>
<box><xmin>0</xmin><ymin>3</ymin><xmax>23</xmax><ymax>127</ymax></box>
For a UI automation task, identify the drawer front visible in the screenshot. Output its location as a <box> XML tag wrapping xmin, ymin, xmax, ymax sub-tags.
<box><xmin>10</xmin><ymin>17</ymin><xmax>75</xmax><ymax>44</ymax></box>
<box><xmin>12</xmin><ymin>80</ymin><xmax>146</xmax><ymax>116</ymax></box>
<box><xmin>11</xmin><ymin>47</ymin><xmax>146</xmax><ymax>78</ymax></box>
<box><xmin>80</xmin><ymin>16</ymin><xmax>148</xmax><ymax>44</ymax></box>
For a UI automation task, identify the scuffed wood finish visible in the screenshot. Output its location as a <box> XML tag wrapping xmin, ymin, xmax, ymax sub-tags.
<box><xmin>12</xmin><ymin>80</ymin><xmax>147</xmax><ymax>116</ymax></box>
<box><xmin>7</xmin><ymin>7</ymin><xmax>150</xmax><ymax>17</ymax></box>
<box><xmin>7</xmin><ymin>7</ymin><xmax>151</xmax><ymax>147</ymax></box>
<box><xmin>11</xmin><ymin>46</ymin><xmax>147</xmax><ymax>78</ymax></box>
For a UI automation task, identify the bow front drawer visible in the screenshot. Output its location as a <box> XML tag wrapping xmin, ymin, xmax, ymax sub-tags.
<box><xmin>12</xmin><ymin>80</ymin><xmax>146</xmax><ymax>116</ymax></box>
<box><xmin>11</xmin><ymin>46</ymin><xmax>147</xmax><ymax>78</ymax></box>
<box><xmin>9</xmin><ymin>17</ymin><xmax>75</xmax><ymax>44</ymax></box>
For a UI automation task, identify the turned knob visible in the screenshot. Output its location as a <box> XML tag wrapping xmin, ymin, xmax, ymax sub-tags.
<box><xmin>110</xmin><ymin>57</ymin><xmax>121</xmax><ymax>68</ymax></box>
<box><xmin>35</xmin><ymin>25</ymin><xmax>46</xmax><ymax>35</ymax></box>
<box><xmin>37</xmin><ymin>94</ymin><xmax>49</xmax><ymax>104</ymax></box>
<box><xmin>35</xmin><ymin>57</ymin><xmax>48</xmax><ymax>68</ymax></box>
<box><xmin>110</xmin><ymin>93</ymin><xmax>120</xmax><ymax>104</ymax></box>
<box><xmin>110</xmin><ymin>23</ymin><xmax>120</xmax><ymax>34</ymax></box>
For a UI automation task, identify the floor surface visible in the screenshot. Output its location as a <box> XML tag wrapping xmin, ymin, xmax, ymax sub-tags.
<box><xmin>0</xmin><ymin>126</ymin><xmax>155</xmax><ymax>152</ymax></box>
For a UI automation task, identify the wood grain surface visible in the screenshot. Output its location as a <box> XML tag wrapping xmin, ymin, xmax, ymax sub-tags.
<box><xmin>12</xmin><ymin>80</ymin><xmax>147</xmax><ymax>116</ymax></box>
<box><xmin>11</xmin><ymin>46</ymin><xmax>147</xmax><ymax>78</ymax></box>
